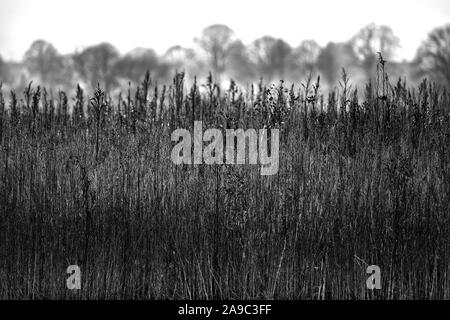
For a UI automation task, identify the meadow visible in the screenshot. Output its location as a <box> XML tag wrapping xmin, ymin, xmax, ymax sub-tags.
<box><xmin>0</xmin><ymin>64</ymin><xmax>449</xmax><ymax>299</ymax></box>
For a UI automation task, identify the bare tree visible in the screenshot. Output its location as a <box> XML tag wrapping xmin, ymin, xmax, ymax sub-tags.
<box><xmin>0</xmin><ymin>55</ymin><xmax>6</xmax><ymax>83</ymax></box>
<box><xmin>317</xmin><ymin>42</ymin><xmax>357</xmax><ymax>86</ymax></box>
<box><xmin>195</xmin><ymin>24</ymin><xmax>237</xmax><ymax>80</ymax></box>
<box><xmin>351</xmin><ymin>23</ymin><xmax>400</xmax><ymax>80</ymax></box>
<box><xmin>23</xmin><ymin>40</ymin><xmax>64</xmax><ymax>86</ymax></box>
<box><xmin>289</xmin><ymin>40</ymin><xmax>321</xmax><ymax>80</ymax></box>
<box><xmin>249</xmin><ymin>36</ymin><xmax>292</xmax><ymax>82</ymax></box>
<box><xmin>73</xmin><ymin>43</ymin><xmax>119</xmax><ymax>91</ymax></box>
<box><xmin>227</xmin><ymin>40</ymin><xmax>255</xmax><ymax>84</ymax></box>
<box><xmin>416</xmin><ymin>24</ymin><xmax>450</xmax><ymax>88</ymax></box>
<box><xmin>164</xmin><ymin>45</ymin><xmax>205</xmax><ymax>79</ymax></box>
<box><xmin>115</xmin><ymin>48</ymin><xmax>165</xmax><ymax>84</ymax></box>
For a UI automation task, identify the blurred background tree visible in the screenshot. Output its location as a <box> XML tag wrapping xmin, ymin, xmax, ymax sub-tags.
<box><xmin>163</xmin><ymin>45</ymin><xmax>206</xmax><ymax>81</ymax></box>
<box><xmin>317</xmin><ymin>42</ymin><xmax>357</xmax><ymax>86</ymax></box>
<box><xmin>115</xmin><ymin>48</ymin><xmax>170</xmax><ymax>84</ymax></box>
<box><xmin>227</xmin><ymin>40</ymin><xmax>255</xmax><ymax>85</ymax></box>
<box><xmin>288</xmin><ymin>40</ymin><xmax>321</xmax><ymax>81</ymax></box>
<box><xmin>416</xmin><ymin>24</ymin><xmax>450</xmax><ymax>88</ymax></box>
<box><xmin>195</xmin><ymin>24</ymin><xmax>237</xmax><ymax>80</ymax></box>
<box><xmin>23</xmin><ymin>39</ymin><xmax>64</xmax><ymax>87</ymax></box>
<box><xmin>0</xmin><ymin>55</ymin><xmax>7</xmax><ymax>83</ymax></box>
<box><xmin>72</xmin><ymin>42</ymin><xmax>119</xmax><ymax>91</ymax></box>
<box><xmin>249</xmin><ymin>36</ymin><xmax>292</xmax><ymax>82</ymax></box>
<box><xmin>351</xmin><ymin>23</ymin><xmax>400</xmax><ymax>81</ymax></box>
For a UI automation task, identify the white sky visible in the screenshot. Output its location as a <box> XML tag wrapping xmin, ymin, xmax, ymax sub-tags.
<box><xmin>1</xmin><ymin>0</ymin><xmax>449</xmax><ymax>61</ymax></box>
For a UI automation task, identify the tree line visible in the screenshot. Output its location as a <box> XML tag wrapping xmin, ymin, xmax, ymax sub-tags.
<box><xmin>1</xmin><ymin>23</ymin><xmax>450</xmax><ymax>92</ymax></box>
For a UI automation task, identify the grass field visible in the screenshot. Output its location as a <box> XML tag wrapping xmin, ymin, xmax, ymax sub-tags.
<box><xmin>0</xmin><ymin>66</ymin><xmax>449</xmax><ymax>299</ymax></box>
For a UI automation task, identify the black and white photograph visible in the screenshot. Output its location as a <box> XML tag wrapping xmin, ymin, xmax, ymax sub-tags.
<box><xmin>0</xmin><ymin>0</ymin><xmax>449</xmax><ymax>311</ymax></box>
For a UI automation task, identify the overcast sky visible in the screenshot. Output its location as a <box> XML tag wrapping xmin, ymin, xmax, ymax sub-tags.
<box><xmin>1</xmin><ymin>0</ymin><xmax>449</xmax><ymax>61</ymax></box>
